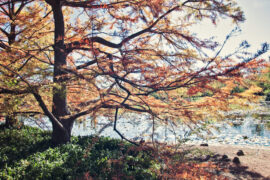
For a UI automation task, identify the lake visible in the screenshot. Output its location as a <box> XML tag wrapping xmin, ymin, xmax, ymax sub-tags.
<box><xmin>23</xmin><ymin>104</ymin><xmax>270</xmax><ymax>146</ymax></box>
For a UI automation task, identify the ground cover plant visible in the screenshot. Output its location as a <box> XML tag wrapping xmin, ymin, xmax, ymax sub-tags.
<box><xmin>2</xmin><ymin>126</ymin><xmax>255</xmax><ymax>179</ymax></box>
<box><xmin>0</xmin><ymin>126</ymin><xmax>160</xmax><ymax>179</ymax></box>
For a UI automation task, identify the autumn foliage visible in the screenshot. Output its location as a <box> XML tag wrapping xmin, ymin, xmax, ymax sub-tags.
<box><xmin>0</xmin><ymin>0</ymin><xmax>269</xmax><ymax>144</ymax></box>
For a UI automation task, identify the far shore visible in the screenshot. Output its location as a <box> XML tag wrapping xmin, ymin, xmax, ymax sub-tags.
<box><xmin>185</xmin><ymin>143</ymin><xmax>270</xmax><ymax>149</ymax></box>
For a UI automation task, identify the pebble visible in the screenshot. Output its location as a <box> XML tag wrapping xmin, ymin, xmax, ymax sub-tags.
<box><xmin>200</xmin><ymin>143</ymin><xmax>208</xmax><ymax>146</ymax></box>
<box><xmin>222</xmin><ymin>155</ymin><xmax>228</xmax><ymax>160</ymax></box>
<box><xmin>236</xmin><ymin>150</ymin><xmax>244</xmax><ymax>156</ymax></box>
<box><xmin>232</xmin><ymin>157</ymin><xmax>240</xmax><ymax>165</ymax></box>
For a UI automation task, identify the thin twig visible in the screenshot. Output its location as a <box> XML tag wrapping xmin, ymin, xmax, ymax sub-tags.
<box><xmin>114</xmin><ymin>107</ymin><xmax>139</xmax><ymax>146</ymax></box>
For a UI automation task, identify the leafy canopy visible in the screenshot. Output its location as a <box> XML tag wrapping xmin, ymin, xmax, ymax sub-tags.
<box><xmin>0</xmin><ymin>0</ymin><xmax>268</xmax><ymax>140</ymax></box>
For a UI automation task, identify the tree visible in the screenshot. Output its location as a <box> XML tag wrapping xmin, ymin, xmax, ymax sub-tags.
<box><xmin>0</xmin><ymin>0</ymin><xmax>268</xmax><ymax>144</ymax></box>
<box><xmin>0</xmin><ymin>0</ymin><xmax>53</xmax><ymax>128</ymax></box>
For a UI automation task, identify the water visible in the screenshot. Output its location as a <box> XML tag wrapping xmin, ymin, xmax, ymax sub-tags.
<box><xmin>231</xmin><ymin>119</ymin><xmax>269</xmax><ymax>138</ymax></box>
<box><xmin>202</xmin><ymin>115</ymin><xmax>270</xmax><ymax>146</ymax></box>
<box><xmin>22</xmin><ymin>110</ymin><xmax>270</xmax><ymax>146</ymax></box>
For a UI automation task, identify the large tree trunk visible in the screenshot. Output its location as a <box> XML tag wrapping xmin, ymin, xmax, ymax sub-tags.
<box><xmin>49</xmin><ymin>0</ymin><xmax>71</xmax><ymax>145</ymax></box>
<box><xmin>52</xmin><ymin>119</ymin><xmax>74</xmax><ymax>145</ymax></box>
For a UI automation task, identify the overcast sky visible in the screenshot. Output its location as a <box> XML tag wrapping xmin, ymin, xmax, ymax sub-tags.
<box><xmin>191</xmin><ymin>0</ymin><xmax>270</xmax><ymax>60</ymax></box>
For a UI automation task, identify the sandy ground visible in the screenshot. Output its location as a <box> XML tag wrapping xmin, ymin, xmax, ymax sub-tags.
<box><xmin>196</xmin><ymin>145</ymin><xmax>270</xmax><ymax>179</ymax></box>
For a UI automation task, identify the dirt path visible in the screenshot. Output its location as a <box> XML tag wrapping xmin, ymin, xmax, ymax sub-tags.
<box><xmin>196</xmin><ymin>145</ymin><xmax>270</xmax><ymax>179</ymax></box>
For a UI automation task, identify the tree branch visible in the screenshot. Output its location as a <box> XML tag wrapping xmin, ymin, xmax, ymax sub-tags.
<box><xmin>0</xmin><ymin>0</ymin><xmax>33</xmax><ymax>7</ymax></box>
<box><xmin>76</xmin><ymin>59</ymin><xmax>97</xmax><ymax>70</ymax></box>
<box><xmin>0</xmin><ymin>27</ymin><xmax>9</xmax><ymax>37</ymax></box>
<box><xmin>0</xmin><ymin>62</ymin><xmax>66</xmax><ymax>132</ymax></box>
<box><xmin>0</xmin><ymin>40</ymin><xmax>8</xmax><ymax>49</ymax></box>
<box><xmin>65</xmin><ymin>6</ymin><xmax>180</xmax><ymax>52</ymax></box>
<box><xmin>114</xmin><ymin>107</ymin><xmax>139</xmax><ymax>146</ymax></box>
<box><xmin>0</xmin><ymin>88</ymin><xmax>31</xmax><ymax>94</ymax></box>
<box><xmin>62</xmin><ymin>0</ymin><xmax>129</xmax><ymax>9</ymax></box>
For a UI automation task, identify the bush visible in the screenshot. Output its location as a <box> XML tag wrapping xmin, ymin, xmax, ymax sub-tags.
<box><xmin>0</xmin><ymin>126</ymin><xmax>158</xmax><ymax>179</ymax></box>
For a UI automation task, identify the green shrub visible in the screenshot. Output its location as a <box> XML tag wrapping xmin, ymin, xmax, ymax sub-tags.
<box><xmin>0</xmin><ymin>126</ymin><xmax>158</xmax><ymax>180</ymax></box>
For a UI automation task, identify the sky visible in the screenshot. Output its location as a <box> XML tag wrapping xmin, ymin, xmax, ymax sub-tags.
<box><xmin>72</xmin><ymin>0</ymin><xmax>270</xmax><ymax>62</ymax></box>
<box><xmin>191</xmin><ymin>0</ymin><xmax>270</xmax><ymax>60</ymax></box>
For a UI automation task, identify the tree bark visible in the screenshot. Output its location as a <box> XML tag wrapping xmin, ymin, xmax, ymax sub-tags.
<box><xmin>51</xmin><ymin>119</ymin><xmax>74</xmax><ymax>145</ymax></box>
<box><xmin>49</xmin><ymin>0</ymin><xmax>72</xmax><ymax>144</ymax></box>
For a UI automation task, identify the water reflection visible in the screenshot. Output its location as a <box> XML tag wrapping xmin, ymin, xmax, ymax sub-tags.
<box><xmin>10</xmin><ymin>110</ymin><xmax>270</xmax><ymax>146</ymax></box>
<box><xmin>232</xmin><ymin>122</ymin><xmax>266</xmax><ymax>137</ymax></box>
<box><xmin>254</xmin><ymin>124</ymin><xmax>264</xmax><ymax>136</ymax></box>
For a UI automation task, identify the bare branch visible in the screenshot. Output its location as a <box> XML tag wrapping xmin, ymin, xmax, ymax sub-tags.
<box><xmin>65</xmin><ymin>6</ymin><xmax>180</xmax><ymax>52</ymax></box>
<box><xmin>0</xmin><ymin>88</ymin><xmax>31</xmax><ymax>94</ymax></box>
<box><xmin>114</xmin><ymin>107</ymin><xmax>139</xmax><ymax>146</ymax></box>
<box><xmin>62</xmin><ymin>0</ymin><xmax>129</xmax><ymax>9</ymax></box>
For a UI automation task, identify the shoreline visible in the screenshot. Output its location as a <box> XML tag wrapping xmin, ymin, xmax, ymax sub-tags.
<box><xmin>184</xmin><ymin>142</ymin><xmax>270</xmax><ymax>149</ymax></box>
